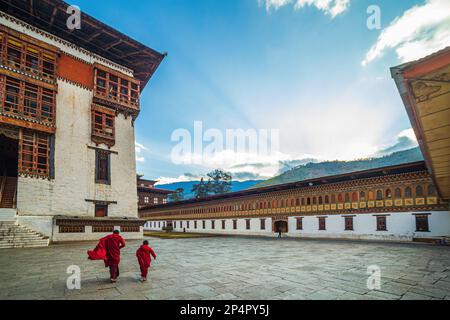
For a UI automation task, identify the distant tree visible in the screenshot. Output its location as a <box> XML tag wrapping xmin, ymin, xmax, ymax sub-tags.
<box><xmin>192</xmin><ymin>178</ymin><xmax>210</xmax><ymax>199</ymax></box>
<box><xmin>207</xmin><ymin>169</ymin><xmax>232</xmax><ymax>195</ymax></box>
<box><xmin>191</xmin><ymin>170</ymin><xmax>233</xmax><ymax>199</ymax></box>
<box><xmin>168</xmin><ymin>188</ymin><xmax>185</xmax><ymax>202</ymax></box>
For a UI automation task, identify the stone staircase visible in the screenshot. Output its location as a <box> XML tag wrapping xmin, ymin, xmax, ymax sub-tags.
<box><xmin>0</xmin><ymin>209</ymin><xmax>50</xmax><ymax>249</ymax></box>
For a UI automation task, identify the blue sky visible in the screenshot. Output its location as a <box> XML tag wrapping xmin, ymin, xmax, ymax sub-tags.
<box><xmin>73</xmin><ymin>0</ymin><xmax>450</xmax><ymax>183</ymax></box>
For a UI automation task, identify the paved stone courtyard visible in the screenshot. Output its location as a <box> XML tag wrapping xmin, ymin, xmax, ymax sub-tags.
<box><xmin>0</xmin><ymin>236</ymin><xmax>449</xmax><ymax>300</ymax></box>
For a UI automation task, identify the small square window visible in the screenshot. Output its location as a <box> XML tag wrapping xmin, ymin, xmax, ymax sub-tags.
<box><xmin>345</xmin><ymin>217</ymin><xmax>354</xmax><ymax>231</ymax></box>
<box><xmin>296</xmin><ymin>218</ymin><xmax>303</xmax><ymax>230</ymax></box>
<box><xmin>376</xmin><ymin>216</ymin><xmax>387</xmax><ymax>231</ymax></box>
<box><xmin>415</xmin><ymin>215</ymin><xmax>430</xmax><ymax>232</ymax></box>
<box><xmin>318</xmin><ymin>217</ymin><xmax>326</xmax><ymax>231</ymax></box>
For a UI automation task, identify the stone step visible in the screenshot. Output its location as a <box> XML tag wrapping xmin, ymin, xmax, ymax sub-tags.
<box><xmin>0</xmin><ymin>235</ymin><xmax>49</xmax><ymax>240</ymax></box>
<box><xmin>0</xmin><ymin>238</ymin><xmax>48</xmax><ymax>245</ymax></box>
<box><xmin>0</xmin><ymin>242</ymin><xmax>49</xmax><ymax>249</ymax></box>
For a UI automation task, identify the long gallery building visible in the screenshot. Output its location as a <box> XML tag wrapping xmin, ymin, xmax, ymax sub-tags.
<box><xmin>0</xmin><ymin>0</ymin><xmax>164</xmax><ymax>246</ymax></box>
<box><xmin>141</xmin><ymin>47</ymin><xmax>450</xmax><ymax>242</ymax></box>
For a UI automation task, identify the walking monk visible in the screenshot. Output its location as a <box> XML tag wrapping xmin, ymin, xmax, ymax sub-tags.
<box><xmin>136</xmin><ymin>240</ymin><xmax>157</xmax><ymax>282</ymax></box>
<box><xmin>104</xmin><ymin>230</ymin><xmax>126</xmax><ymax>283</ymax></box>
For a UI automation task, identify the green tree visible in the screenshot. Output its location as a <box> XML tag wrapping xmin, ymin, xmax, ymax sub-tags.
<box><xmin>192</xmin><ymin>170</ymin><xmax>233</xmax><ymax>198</ymax></box>
<box><xmin>192</xmin><ymin>178</ymin><xmax>210</xmax><ymax>199</ymax></box>
<box><xmin>168</xmin><ymin>188</ymin><xmax>184</xmax><ymax>202</ymax></box>
<box><xmin>207</xmin><ymin>169</ymin><xmax>232</xmax><ymax>195</ymax></box>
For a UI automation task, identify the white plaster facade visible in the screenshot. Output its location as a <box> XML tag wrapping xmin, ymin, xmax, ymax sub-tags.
<box><xmin>144</xmin><ymin>211</ymin><xmax>450</xmax><ymax>242</ymax></box>
<box><xmin>1</xmin><ymin>13</ymin><xmax>142</xmax><ymax>242</ymax></box>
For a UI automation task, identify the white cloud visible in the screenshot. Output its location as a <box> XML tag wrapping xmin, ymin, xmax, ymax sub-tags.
<box><xmin>135</xmin><ymin>142</ymin><xmax>148</xmax><ymax>163</ymax></box>
<box><xmin>362</xmin><ymin>0</ymin><xmax>450</xmax><ymax>66</ymax></box>
<box><xmin>260</xmin><ymin>0</ymin><xmax>351</xmax><ymax>18</ymax></box>
<box><xmin>398</xmin><ymin>128</ymin><xmax>418</xmax><ymax>144</ymax></box>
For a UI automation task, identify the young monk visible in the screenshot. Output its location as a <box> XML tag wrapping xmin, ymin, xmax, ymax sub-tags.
<box><xmin>136</xmin><ymin>240</ymin><xmax>157</xmax><ymax>282</ymax></box>
<box><xmin>104</xmin><ymin>230</ymin><xmax>126</xmax><ymax>283</ymax></box>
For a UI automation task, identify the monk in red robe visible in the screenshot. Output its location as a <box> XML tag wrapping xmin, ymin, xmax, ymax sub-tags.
<box><xmin>136</xmin><ymin>240</ymin><xmax>157</xmax><ymax>282</ymax></box>
<box><xmin>103</xmin><ymin>230</ymin><xmax>126</xmax><ymax>282</ymax></box>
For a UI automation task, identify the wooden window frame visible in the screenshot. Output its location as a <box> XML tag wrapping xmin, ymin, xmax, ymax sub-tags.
<box><xmin>0</xmin><ymin>31</ymin><xmax>57</xmax><ymax>81</ymax></box>
<box><xmin>415</xmin><ymin>215</ymin><xmax>430</xmax><ymax>232</ymax></box>
<box><xmin>95</xmin><ymin>204</ymin><xmax>108</xmax><ymax>218</ymax></box>
<box><xmin>296</xmin><ymin>218</ymin><xmax>303</xmax><ymax>230</ymax></box>
<box><xmin>260</xmin><ymin>219</ymin><xmax>266</xmax><ymax>230</ymax></box>
<box><xmin>91</xmin><ymin>105</ymin><xmax>115</xmax><ymax>146</ymax></box>
<box><xmin>344</xmin><ymin>217</ymin><xmax>354</xmax><ymax>231</ymax></box>
<box><xmin>0</xmin><ymin>75</ymin><xmax>56</xmax><ymax>125</ymax></box>
<box><xmin>94</xmin><ymin>66</ymin><xmax>141</xmax><ymax>109</ymax></box>
<box><xmin>19</xmin><ymin>130</ymin><xmax>50</xmax><ymax>178</ymax></box>
<box><xmin>318</xmin><ymin>217</ymin><xmax>327</xmax><ymax>231</ymax></box>
<box><xmin>95</xmin><ymin>149</ymin><xmax>111</xmax><ymax>185</ymax></box>
<box><xmin>376</xmin><ymin>216</ymin><xmax>387</xmax><ymax>231</ymax></box>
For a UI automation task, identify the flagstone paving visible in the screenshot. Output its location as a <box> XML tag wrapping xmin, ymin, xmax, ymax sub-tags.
<box><xmin>0</xmin><ymin>236</ymin><xmax>449</xmax><ymax>300</ymax></box>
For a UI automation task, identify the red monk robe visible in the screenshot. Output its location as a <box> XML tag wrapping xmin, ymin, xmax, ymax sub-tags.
<box><xmin>136</xmin><ymin>243</ymin><xmax>157</xmax><ymax>280</ymax></box>
<box><xmin>87</xmin><ymin>237</ymin><xmax>108</xmax><ymax>267</ymax></box>
<box><xmin>88</xmin><ymin>232</ymin><xmax>126</xmax><ymax>281</ymax></box>
<box><xmin>103</xmin><ymin>233</ymin><xmax>126</xmax><ymax>281</ymax></box>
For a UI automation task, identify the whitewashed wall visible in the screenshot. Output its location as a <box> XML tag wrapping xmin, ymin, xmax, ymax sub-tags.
<box><xmin>144</xmin><ymin>211</ymin><xmax>450</xmax><ymax>242</ymax></box>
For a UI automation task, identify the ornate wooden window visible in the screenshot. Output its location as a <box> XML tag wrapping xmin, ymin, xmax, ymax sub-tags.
<box><xmin>19</xmin><ymin>130</ymin><xmax>50</xmax><ymax>177</ymax></box>
<box><xmin>331</xmin><ymin>195</ymin><xmax>336</xmax><ymax>204</ymax></box>
<box><xmin>360</xmin><ymin>191</ymin><xmax>366</xmax><ymax>201</ymax></box>
<box><xmin>368</xmin><ymin>191</ymin><xmax>375</xmax><ymax>201</ymax></box>
<box><xmin>296</xmin><ymin>218</ymin><xmax>303</xmax><ymax>230</ymax></box>
<box><xmin>415</xmin><ymin>185</ymin><xmax>424</xmax><ymax>197</ymax></box>
<box><xmin>318</xmin><ymin>196</ymin><xmax>323</xmax><ymax>205</ymax></box>
<box><xmin>345</xmin><ymin>193</ymin><xmax>350</xmax><ymax>202</ymax></box>
<box><xmin>427</xmin><ymin>185</ymin><xmax>436</xmax><ymax>196</ymax></box>
<box><xmin>94</xmin><ymin>66</ymin><xmax>141</xmax><ymax>110</ymax></box>
<box><xmin>0</xmin><ymin>32</ymin><xmax>57</xmax><ymax>80</ymax></box>
<box><xmin>405</xmin><ymin>187</ymin><xmax>412</xmax><ymax>198</ymax></box>
<box><xmin>376</xmin><ymin>190</ymin><xmax>383</xmax><ymax>200</ymax></box>
<box><xmin>395</xmin><ymin>188</ymin><xmax>402</xmax><ymax>198</ymax></box>
<box><xmin>415</xmin><ymin>215</ymin><xmax>430</xmax><ymax>232</ymax></box>
<box><xmin>376</xmin><ymin>216</ymin><xmax>387</xmax><ymax>231</ymax></box>
<box><xmin>324</xmin><ymin>195</ymin><xmax>329</xmax><ymax>204</ymax></box>
<box><xmin>338</xmin><ymin>194</ymin><xmax>344</xmax><ymax>203</ymax></box>
<box><xmin>59</xmin><ymin>226</ymin><xmax>85</xmax><ymax>233</ymax></box>
<box><xmin>260</xmin><ymin>219</ymin><xmax>266</xmax><ymax>230</ymax></box>
<box><xmin>318</xmin><ymin>217</ymin><xmax>326</xmax><ymax>231</ymax></box>
<box><xmin>95</xmin><ymin>149</ymin><xmax>110</xmax><ymax>184</ymax></box>
<box><xmin>93</xmin><ymin>225</ymin><xmax>114</xmax><ymax>233</ymax></box>
<box><xmin>345</xmin><ymin>217</ymin><xmax>354</xmax><ymax>231</ymax></box>
<box><xmin>91</xmin><ymin>105</ymin><xmax>115</xmax><ymax>146</ymax></box>
<box><xmin>385</xmin><ymin>189</ymin><xmax>392</xmax><ymax>199</ymax></box>
<box><xmin>0</xmin><ymin>75</ymin><xmax>56</xmax><ymax>125</ymax></box>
